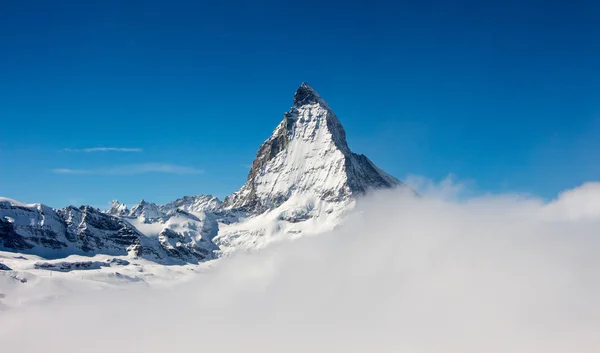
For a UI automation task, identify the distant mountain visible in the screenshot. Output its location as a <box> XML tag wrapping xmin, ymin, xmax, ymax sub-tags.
<box><xmin>162</xmin><ymin>195</ymin><xmax>222</xmax><ymax>214</ymax></box>
<box><xmin>0</xmin><ymin>83</ymin><xmax>404</xmax><ymax>262</ymax></box>
<box><xmin>0</xmin><ymin>198</ymin><xmax>214</xmax><ymax>264</ymax></box>
<box><xmin>106</xmin><ymin>200</ymin><xmax>128</xmax><ymax>217</ymax></box>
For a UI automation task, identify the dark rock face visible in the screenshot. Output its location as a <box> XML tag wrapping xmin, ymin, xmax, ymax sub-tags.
<box><xmin>79</xmin><ymin>206</ymin><xmax>123</xmax><ymax>231</ymax></box>
<box><xmin>344</xmin><ymin>154</ymin><xmax>399</xmax><ymax>194</ymax></box>
<box><xmin>294</xmin><ymin>82</ymin><xmax>321</xmax><ymax>107</ymax></box>
<box><xmin>105</xmin><ymin>258</ymin><xmax>130</xmax><ymax>266</ymax></box>
<box><xmin>29</xmin><ymin>236</ymin><xmax>67</xmax><ymax>249</ymax></box>
<box><xmin>34</xmin><ymin>261</ymin><xmax>106</xmax><ymax>272</ymax></box>
<box><xmin>158</xmin><ymin>228</ymin><xmax>211</xmax><ymax>262</ymax></box>
<box><xmin>0</xmin><ymin>218</ymin><xmax>34</xmax><ymax>250</ymax></box>
<box><xmin>223</xmin><ymin>108</ymin><xmax>299</xmax><ymax>213</ymax></box>
<box><xmin>160</xmin><ymin>228</ymin><xmax>184</xmax><ymax>241</ymax></box>
<box><xmin>33</xmin><ymin>259</ymin><xmax>128</xmax><ymax>272</ymax></box>
<box><xmin>225</xmin><ymin>136</ymin><xmax>289</xmax><ymax>213</ymax></box>
<box><xmin>57</xmin><ymin>206</ymin><xmax>142</xmax><ymax>255</ymax></box>
<box><xmin>0</xmin><ymin>203</ymin><xmax>67</xmax><ymax>251</ymax></box>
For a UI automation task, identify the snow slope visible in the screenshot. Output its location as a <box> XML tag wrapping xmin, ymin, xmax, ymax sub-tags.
<box><xmin>0</xmin><ymin>250</ymin><xmax>214</xmax><ymax>309</ymax></box>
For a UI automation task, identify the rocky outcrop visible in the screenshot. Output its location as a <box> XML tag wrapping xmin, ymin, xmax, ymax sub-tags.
<box><xmin>33</xmin><ymin>258</ymin><xmax>130</xmax><ymax>272</ymax></box>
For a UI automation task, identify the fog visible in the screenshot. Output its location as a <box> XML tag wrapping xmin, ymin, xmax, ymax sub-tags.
<box><xmin>1</xmin><ymin>179</ymin><xmax>599</xmax><ymax>352</ymax></box>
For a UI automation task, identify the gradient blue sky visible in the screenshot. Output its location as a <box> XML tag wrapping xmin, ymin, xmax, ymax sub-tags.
<box><xmin>1</xmin><ymin>0</ymin><xmax>600</xmax><ymax>208</ymax></box>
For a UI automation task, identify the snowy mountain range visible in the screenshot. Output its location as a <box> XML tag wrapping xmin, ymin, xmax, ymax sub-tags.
<box><xmin>0</xmin><ymin>83</ymin><xmax>405</xmax><ymax>264</ymax></box>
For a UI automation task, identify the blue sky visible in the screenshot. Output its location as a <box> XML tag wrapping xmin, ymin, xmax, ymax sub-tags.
<box><xmin>1</xmin><ymin>0</ymin><xmax>599</xmax><ymax>208</ymax></box>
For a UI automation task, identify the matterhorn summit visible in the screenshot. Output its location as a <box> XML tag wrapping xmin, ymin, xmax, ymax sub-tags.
<box><xmin>222</xmin><ymin>83</ymin><xmax>402</xmax><ymax>213</ymax></box>
<box><xmin>215</xmin><ymin>83</ymin><xmax>404</xmax><ymax>252</ymax></box>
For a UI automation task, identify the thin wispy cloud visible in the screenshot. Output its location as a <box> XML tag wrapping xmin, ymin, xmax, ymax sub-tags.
<box><xmin>52</xmin><ymin>163</ymin><xmax>204</xmax><ymax>175</ymax></box>
<box><xmin>64</xmin><ymin>147</ymin><xmax>143</xmax><ymax>153</ymax></box>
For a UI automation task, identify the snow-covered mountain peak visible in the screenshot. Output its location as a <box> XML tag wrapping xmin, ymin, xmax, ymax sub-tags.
<box><xmin>129</xmin><ymin>200</ymin><xmax>164</xmax><ymax>222</ymax></box>
<box><xmin>106</xmin><ymin>200</ymin><xmax>129</xmax><ymax>216</ymax></box>
<box><xmin>161</xmin><ymin>195</ymin><xmax>222</xmax><ymax>214</ymax></box>
<box><xmin>222</xmin><ymin>83</ymin><xmax>402</xmax><ymax>214</ymax></box>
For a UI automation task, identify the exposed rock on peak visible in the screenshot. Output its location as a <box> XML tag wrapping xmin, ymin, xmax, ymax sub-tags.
<box><xmin>106</xmin><ymin>200</ymin><xmax>129</xmax><ymax>216</ymax></box>
<box><xmin>222</xmin><ymin>83</ymin><xmax>402</xmax><ymax>213</ymax></box>
<box><xmin>293</xmin><ymin>82</ymin><xmax>327</xmax><ymax>108</ymax></box>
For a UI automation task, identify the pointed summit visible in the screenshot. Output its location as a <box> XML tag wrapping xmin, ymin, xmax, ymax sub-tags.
<box><xmin>105</xmin><ymin>200</ymin><xmax>129</xmax><ymax>216</ymax></box>
<box><xmin>294</xmin><ymin>82</ymin><xmax>325</xmax><ymax>108</ymax></box>
<box><xmin>129</xmin><ymin>200</ymin><xmax>165</xmax><ymax>222</ymax></box>
<box><xmin>222</xmin><ymin>83</ymin><xmax>403</xmax><ymax>213</ymax></box>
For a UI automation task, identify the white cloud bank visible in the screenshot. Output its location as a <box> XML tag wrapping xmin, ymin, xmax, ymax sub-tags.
<box><xmin>1</xmin><ymin>179</ymin><xmax>599</xmax><ymax>352</ymax></box>
<box><xmin>64</xmin><ymin>147</ymin><xmax>143</xmax><ymax>152</ymax></box>
<box><xmin>52</xmin><ymin>163</ymin><xmax>204</xmax><ymax>175</ymax></box>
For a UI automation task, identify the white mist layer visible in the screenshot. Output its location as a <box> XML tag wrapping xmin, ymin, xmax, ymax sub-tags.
<box><xmin>1</xmin><ymin>180</ymin><xmax>600</xmax><ymax>352</ymax></box>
